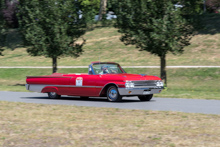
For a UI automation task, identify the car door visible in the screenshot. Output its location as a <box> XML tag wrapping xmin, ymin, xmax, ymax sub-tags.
<box><xmin>69</xmin><ymin>74</ymin><xmax>99</xmax><ymax>96</ymax></box>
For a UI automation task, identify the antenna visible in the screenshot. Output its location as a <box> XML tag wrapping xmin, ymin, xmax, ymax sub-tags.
<box><xmin>132</xmin><ymin>51</ymin><xmax>134</xmax><ymax>74</ymax></box>
<box><xmin>98</xmin><ymin>45</ymin><xmax>101</xmax><ymax>63</ymax></box>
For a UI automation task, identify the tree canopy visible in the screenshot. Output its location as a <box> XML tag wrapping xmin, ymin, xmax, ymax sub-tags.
<box><xmin>2</xmin><ymin>0</ymin><xmax>19</xmax><ymax>28</ymax></box>
<box><xmin>114</xmin><ymin>0</ymin><xmax>199</xmax><ymax>85</ymax></box>
<box><xmin>18</xmin><ymin>0</ymin><xmax>87</xmax><ymax>73</ymax></box>
<box><xmin>79</xmin><ymin>0</ymin><xmax>100</xmax><ymax>23</ymax></box>
<box><xmin>80</xmin><ymin>0</ymin><xmax>100</xmax><ymax>11</ymax></box>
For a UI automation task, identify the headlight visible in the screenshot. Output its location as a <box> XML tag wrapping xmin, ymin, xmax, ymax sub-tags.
<box><xmin>125</xmin><ymin>81</ymin><xmax>134</xmax><ymax>88</ymax></box>
<box><xmin>156</xmin><ymin>81</ymin><xmax>164</xmax><ymax>87</ymax></box>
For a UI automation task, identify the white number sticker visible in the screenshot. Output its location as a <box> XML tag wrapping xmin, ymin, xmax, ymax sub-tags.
<box><xmin>76</xmin><ymin>77</ymin><xmax>83</xmax><ymax>86</ymax></box>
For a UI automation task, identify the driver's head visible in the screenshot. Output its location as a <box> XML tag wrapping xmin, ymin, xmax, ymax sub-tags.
<box><xmin>101</xmin><ymin>65</ymin><xmax>108</xmax><ymax>73</ymax></box>
<box><xmin>101</xmin><ymin>65</ymin><xmax>107</xmax><ymax>70</ymax></box>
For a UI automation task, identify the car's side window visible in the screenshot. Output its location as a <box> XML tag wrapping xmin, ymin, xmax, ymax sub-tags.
<box><xmin>88</xmin><ymin>65</ymin><xmax>95</xmax><ymax>75</ymax></box>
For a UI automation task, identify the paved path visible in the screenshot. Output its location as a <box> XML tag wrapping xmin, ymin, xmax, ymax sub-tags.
<box><xmin>0</xmin><ymin>66</ymin><xmax>220</xmax><ymax>68</ymax></box>
<box><xmin>1</xmin><ymin>91</ymin><xmax>220</xmax><ymax>115</ymax></box>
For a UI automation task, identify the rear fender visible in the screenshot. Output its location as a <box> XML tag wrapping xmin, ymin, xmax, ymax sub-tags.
<box><xmin>41</xmin><ymin>86</ymin><xmax>59</xmax><ymax>94</ymax></box>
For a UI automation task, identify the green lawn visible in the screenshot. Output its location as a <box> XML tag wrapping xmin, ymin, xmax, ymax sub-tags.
<box><xmin>0</xmin><ymin>68</ymin><xmax>219</xmax><ymax>100</ymax></box>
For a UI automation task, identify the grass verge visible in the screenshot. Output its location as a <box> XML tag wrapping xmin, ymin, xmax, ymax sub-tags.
<box><xmin>0</xmin><ymin>68</ymin><xmax>219</xmax><ymax>100</ymax></box>
<box><xmin>0</xmin><ymin>101</ymin><xmax>220</xmax><ymax>147</ymax></box>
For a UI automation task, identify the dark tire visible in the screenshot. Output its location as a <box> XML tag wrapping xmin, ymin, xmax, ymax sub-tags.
<box><xmin>138</xmin><ymin>94</ymin><xmax>153</xmax><ymax>101</ymax></box>
<box><xmin>80</xmin><ymin>96</ymin><xmax>89</xmax><ymax>100</ymax></box>
<box><xmin>107</xmin><ymin>86</ymin><xmax>122</xmax><ymax>102</ymax></box>
<box><xmin>48</xmin><ymin>92</ymin><xmax>61</xmax><ymax>99</ymax></box>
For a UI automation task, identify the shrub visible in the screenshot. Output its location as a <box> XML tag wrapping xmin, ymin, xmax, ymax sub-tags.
<box><xmin>206</xmin><ymin>0</ymin><xmax>220</xmax><ymax>13</ymax></box>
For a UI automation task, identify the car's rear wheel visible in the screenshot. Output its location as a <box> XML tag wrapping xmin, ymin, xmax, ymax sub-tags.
<box><xmin>138</xmin><ymin>94</ymin><xmax>153</xmax><ymax>101</ymax></box>
<box><xmin>107</xmin><ymin>86</ymin><xmax>122</xmax><ymax>102</ymax></box>
<box><xmin>48</xmin><ymin>92</ymin><xmax>61</xmax><ymax>99</ymax></box>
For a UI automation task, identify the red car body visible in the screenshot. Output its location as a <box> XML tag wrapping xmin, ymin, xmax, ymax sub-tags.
<box><xmin>26</xmin><ymin>62</ymin><xmax>163</xmax><ymax>101</ymax></box>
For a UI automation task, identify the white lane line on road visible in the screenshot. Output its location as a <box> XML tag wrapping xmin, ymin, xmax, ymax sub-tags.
<box><xmin>0</xmin><ymin>66</ymin><xmax>220</xmax><ymax>68</ymax></box>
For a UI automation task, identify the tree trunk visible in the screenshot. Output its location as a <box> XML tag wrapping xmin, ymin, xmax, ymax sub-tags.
<box><xmin>160</xmin><ymin>55</ymin><xmax>167</xmax><ymax>87</ymax></box>
<box><xmin>98</xmin><ymin>0</ymin><xmax>107</xmax><ymax>21</ymax></box>
<box><xmin>52</xmin><ymin>57</ymin><xmax>57</xmax><ymax>73</ymax></box>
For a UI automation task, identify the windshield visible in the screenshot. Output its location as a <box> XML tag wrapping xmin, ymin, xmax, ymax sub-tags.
<box><xmin>92</xmin><ymin>63</ymin><xmax>124</xmax><ymax>74</ymax></box>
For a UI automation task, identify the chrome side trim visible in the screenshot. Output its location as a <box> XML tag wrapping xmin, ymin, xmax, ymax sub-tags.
<box><xmin>27</xmin><ymin>84</ymin><xmax>103</xmax><ymax>93</ymax></box>
<box><xmin>27</xmin><ymin>76</ymin><xmax>70</xmax><ymax>78</ymax></box>
<box><xmin>29</xmin><ymin>84</ymin><xmax>102</xmax><ymax>88</ymax></box>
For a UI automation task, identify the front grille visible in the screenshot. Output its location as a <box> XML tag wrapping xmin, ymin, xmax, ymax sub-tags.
<box><xmin>133</xmin><ymin>80</ymin><xmax>157</xmax><ymax>88</ymax></box>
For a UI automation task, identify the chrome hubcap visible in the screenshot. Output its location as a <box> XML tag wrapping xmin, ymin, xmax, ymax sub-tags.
<box><xmin>50</xmin><ymin>92</ymin><xmax>56</xmax><ymax>96</ymax></box>
<box><xmin>109</xmin><ymin>89</ymin><xmax>117</xmax><ymax>99</ymax></box>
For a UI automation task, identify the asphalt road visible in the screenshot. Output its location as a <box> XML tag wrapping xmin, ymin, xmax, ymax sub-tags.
<box><xmin>0</xmin><ymin>91</ymin><xmax>220</xmax><ymax>115</ymax></box>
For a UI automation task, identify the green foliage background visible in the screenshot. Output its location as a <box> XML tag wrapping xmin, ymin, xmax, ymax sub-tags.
<box><xmin>0</xmin><ymin>0</ymin><xmax>6</xmax><ymax>55</ymax></box>
<box><xmin>113</xmin><ymin>0</ymin><xmax>202</xmax><ymax>85</ymax></box>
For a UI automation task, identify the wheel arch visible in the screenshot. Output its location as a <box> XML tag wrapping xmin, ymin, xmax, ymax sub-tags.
<box><xmin>99</xmin><ymin>83</ymin><xmax>119</xmax><ymax>97</ymax></box>
<box><xmin>41</xmin><ymin>86</ymin><xmax>59</xmax><ymax>94</ymax></box>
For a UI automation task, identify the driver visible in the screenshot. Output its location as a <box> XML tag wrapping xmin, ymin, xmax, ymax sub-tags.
<box><xmin>100</xmin><ymin>65</ymin><xmax>109</xmax><ymax>74</ymax></box>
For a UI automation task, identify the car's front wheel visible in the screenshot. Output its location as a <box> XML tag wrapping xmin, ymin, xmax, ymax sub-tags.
<box><xmin>107</xmin><ymin>86</ymin><xmax>122</xmax><ymax>102</ymax></box>
<box><xmin>138</xmin><ymin>94</ymin><xmax>153</xmax><ymax>101</ymax></box>
<box><xmin>48</xmin><ymin>92</ymin><xmax>61</xmax><ymax>99</ymax></box>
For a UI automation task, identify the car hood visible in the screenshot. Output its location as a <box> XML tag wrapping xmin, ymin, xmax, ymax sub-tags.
<box><xmin>101</xmin><ymin>73</ymin><xmax>161</xmax><ymax>81</ymax></box>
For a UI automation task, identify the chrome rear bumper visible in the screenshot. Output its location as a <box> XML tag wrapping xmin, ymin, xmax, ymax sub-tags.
<box><xmin>25</xmin><ymin>84</ymin><xmax>44</xmax><ymax>92</ymax></box>
<box><xmin>25</xmin><ymin>84</ymin><xmax>29</xmax><ymax>90</ymax></box>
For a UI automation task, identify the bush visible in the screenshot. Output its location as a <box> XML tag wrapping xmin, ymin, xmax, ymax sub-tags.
<box><xmin>206</xmin><ymin>0</ymin><xmax>220</xmax><ymax>13</ymax></box>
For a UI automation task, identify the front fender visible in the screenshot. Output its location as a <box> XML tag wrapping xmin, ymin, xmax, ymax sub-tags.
<box><xmin>99</xmin><ymin>82</ymin><xmax>125</xmax><ymax>96</ymax></box>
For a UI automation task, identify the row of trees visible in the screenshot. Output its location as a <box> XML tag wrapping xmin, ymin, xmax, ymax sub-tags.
<box><xmin>1</xmin><ymin>0</ymin><xmax>205</xmax><ymax>85</ymax></box>
<box><xmin>0</xmin><ymin>0</ymin><xmax>6</xmax><ymax>55</ymax></box>
<box><xmin>0</xmin><ymin>0</ymin><xmax>19</xmax><ymax>56</ymax></box>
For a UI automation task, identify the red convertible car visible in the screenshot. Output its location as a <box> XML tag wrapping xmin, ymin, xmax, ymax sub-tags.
<box><xmin>26</xmin><ymin>62</ymin><xmax>163</xmax><ymax>102</ymax></box>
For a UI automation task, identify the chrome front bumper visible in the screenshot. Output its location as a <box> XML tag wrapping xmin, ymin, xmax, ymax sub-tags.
<box><xmin>118</xmin><ymin>87</ymin><xmax>163</xmax><ymax>96</ymax></box>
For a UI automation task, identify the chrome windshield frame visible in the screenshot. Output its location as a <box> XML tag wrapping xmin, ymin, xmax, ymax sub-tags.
<box><xmin>90</xmin><ymin>62</ymin><xmax>126</xmax><ymax>75</ymax></box>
